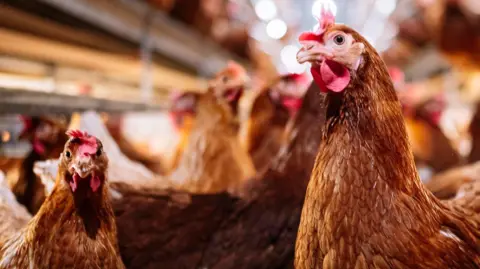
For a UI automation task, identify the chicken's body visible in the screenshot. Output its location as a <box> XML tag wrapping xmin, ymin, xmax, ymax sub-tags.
<box><xmin>0</xmin><ymin>131</ymin><xmax>124</xmax><ymax>268</ymax></box>
<box><xmin>295</xmin><ymin>19</ymin><xmax>479</xmax><ymax>268</ymax></box>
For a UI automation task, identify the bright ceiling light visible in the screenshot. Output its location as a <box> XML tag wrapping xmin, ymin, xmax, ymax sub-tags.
<box><xmin>312</xmin><ymin>0</ymin><xmax>337</xmax><ymax>17</ymax></box>
<box><xmin>266</xmin><ymin>19</ymin><xmax>287</xmax><ymax>40</ymax></box>
<box><xmin>375</xmin><ymin>0</ymin><xmax>396</xmax><ymax>16</ymax></box>
<box><xmin>281</xmin><ymin>45</ymin><xmax>307</xmax><ymax>73</ymax></box>
<box><xmin>255</xmin><ymin>0</ymin><xmax>277</xmax><ymax>21</ymax></box>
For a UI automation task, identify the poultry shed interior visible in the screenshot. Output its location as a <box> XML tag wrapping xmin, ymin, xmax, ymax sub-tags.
<box><xmin>0</xmin><ymin>0</ymin><xmax>479</xmax><ymax>268</ymax></box>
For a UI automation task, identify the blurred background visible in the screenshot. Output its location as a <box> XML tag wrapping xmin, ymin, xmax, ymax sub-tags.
<box><xmin>1</xmin><ymin>0</ymin><xmax>480</xmax><ymax>187</ymax></box>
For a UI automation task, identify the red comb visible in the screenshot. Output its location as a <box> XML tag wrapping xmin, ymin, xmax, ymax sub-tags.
<box><xmin>226</xmin><ymin>61</ymin><xmax>246</xmax><ymax>77</ymax></box>
<box><xmin>319</xmin><ymin>8</ymin><xmax>335</xmax><ymax>29</ymax></box>
<box><xmin>299</xmin><ymin>5</ymin><xmax>335</xmax><ymax>43</ymax></box>
<box><xmin>19</xmin><ymin>115</ymin><xmax>33</xmax><ymax>136</ymax></box>
<box><xmin>66</xmin><ymin>129</ymin><xmax>98</xmax><ymax>156</ymax></box>
<box><xmin>66</xmin><ymin>129</ymin><xmax>87</xmax><ymax>139</ymax></box>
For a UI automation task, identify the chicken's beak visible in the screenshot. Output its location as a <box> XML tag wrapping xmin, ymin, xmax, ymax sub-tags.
<box><xmin>69</xmin><ymin>155</ymin><xmax>97</xmax><ymax>192</ymax></box>
<box><xmin>297</xmin><ymin>44</ymin><xmax>333</xmax><ymax>66</ymax></box>
<box><xmin>72</xmin><ymin>158</ymin><xmax>93</xmax><ymax>179</ymax></box>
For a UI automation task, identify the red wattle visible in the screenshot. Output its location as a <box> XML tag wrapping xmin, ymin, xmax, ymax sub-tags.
<box><xmin>311</xmin><ymin>67</ymin><xmax>328</xmax><ymax>93</ymax></box>
<box><xmin>90</xmin><ymin>174</ymin><xmax>101</xmax><ymax>192</ymax></box>
<box><xmin>32</xmin><ymin>139</ymin><xmax>46</xmax><ymax>155</ymax></box>
<box><xmin>310</xmin><ymin>60</ymin><xmax>351</xmax><ymax>93</ymax></box>
<box><xmin>281</xmin><ymin>97</ymin><xmax>303</xmax><ymax>115</ymax></box>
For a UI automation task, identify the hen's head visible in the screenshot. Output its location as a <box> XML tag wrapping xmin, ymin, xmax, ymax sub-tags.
<box><xmin>169</xmin><ymin>91</ymin><xmax>201</xmax><ymax>130</ymax></box>
<box><xmin>269</xmin><ymin>73</ymin><xmax>310</xmax><ymax>116</ymax></box>
<box><xmin>208</xmin><ymin>61</ymin><xmax>250</xmax><ymax>106</ymax></box>
<box><xmin>297</xmin><ymin>9</ymin><xmax>372</xmax><ymax>93</ymax></box>
<box><xmin>59</xmin><ymin>130</ymin><xmax>107</xmax><ymax>194</ymax></box>
<box><xmin>19</xmin><ymin>116</ymin><xmax>68</xmax><ymax>155</ymax></box>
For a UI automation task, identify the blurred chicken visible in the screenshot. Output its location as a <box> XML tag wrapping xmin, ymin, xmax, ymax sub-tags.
<box><xmin>391</xmin><ymin>68</ymin><xmax>461</xmax><ymax>173</ymax></box>
<box><xmin>239</xmin><ymin>73</ymin><xmax>310</xmax><ymax>172</ymax></box>
<box><xmin>13</xmin><ymin>116</ymin><xmax>68</xmax><ymax>214</ymax></box>
<box><xmin>113</xmin><ymin>82</ymin><xmax>326</xmax><ymax>269</ymax></box>
<box><xmin>169</xmin><ymin>61</ymin><xmax>249</xmax><ymax>174</ymax></box>
<box><xmin>403</xmin><ymin>94</ymin><xmax>462</xmax><ymax>172</ymax></box>
<box><xmin>295</xmin><ymin>13</ymin><xmax>479</xmax><ymax>267</ymax></box>
<box><xmin>0</xmin><ymin>130</ymin><xmax>125</xmax><ymax>268</ymax></box>
<box><xmin>166</xmin><ymin>91</ymin><xmax>255</xmax><ymax>195</ymax></box>
<box><xmin>421</xmin><ymin>0</ymin><xmax>480</xmax><ymax>70</ymax></box>
<box><xmin>425</xmin><ymin>161</ymin><xmax>480</xmax><ymax>199</ymax></box>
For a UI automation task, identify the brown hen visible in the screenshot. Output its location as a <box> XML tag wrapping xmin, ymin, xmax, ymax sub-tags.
<box><xmin>14</xmin><ymin>116</ymin><xmax>69</xmax><ymax>214</ymax></box>
<box><xmin>0</xmin><ymin>130</ymin><xmax>125</xmax><ymax>268</ymax></box>
<box><xmin>295</xmin><ymin>11</ymin><xmax>479</xmax><ymax>268</ymax></box>
<box><xmin>166</xmin><ymin>91</ymin><xmax>255</xmax><ymax>195</ymax></box>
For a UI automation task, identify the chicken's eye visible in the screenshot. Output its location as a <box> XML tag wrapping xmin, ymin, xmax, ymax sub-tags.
<box><xmin>65</xmin><ymin>151</ymin><xmax>71</xmax><ymax>158</ymax></box>
<box><xmin>333</xmin><ymin>34</ymin><xmax>345</xmax><ymax>45</ymax></box>
<box><xmin>222</xmin><ymin>76</ymin><xmax>229</xmax><ymax>83</ymax></box>
<box><xmin>96</xmin><ymin>148</ymin><xmax>102</xmax><ymax>157</ymax></box>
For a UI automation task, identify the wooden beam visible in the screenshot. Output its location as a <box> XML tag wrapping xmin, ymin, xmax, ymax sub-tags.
<box><xmin>0</xmin><ymin>27</ymin><xmax>206</xmax><ymax>91</ymax></box>
<box><xmin>38</xmin><ymin>0</ymin><xmax>250</xmax><ymax>75</ymax></box>
<box><xmin>0</xmin><ymin>5</ymin><xmax>135</xmax><ymax>55</ymax></box>
<box><xmin>0</xmin><ymin>88</ymin><xmax>165</xmax><ymax>115</ymax></box>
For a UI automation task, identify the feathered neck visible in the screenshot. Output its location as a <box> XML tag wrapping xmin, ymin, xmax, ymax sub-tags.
<box><xmin>31</xmin><ymin>171</ymin><xmax>114</xmax><ymax>239</ymax></box>
<box><xmin>320</xmin><ymin>50</ymin><xmax>422</xmax><ymax>192</ymax></box>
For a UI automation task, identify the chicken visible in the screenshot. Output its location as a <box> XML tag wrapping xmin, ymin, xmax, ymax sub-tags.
<box><xmin>239</xmin><ymin>73</ymin><xmax>310</xmax><ymax>172</ymax></box>
<box><xmin>0</xmin><ymin>130</ymin><xmax>125</xmax><ymax>268</ymax></box>
<box><xmin>295</xmin><ymin>9</ymin><xmax>479</xmax><ymax>268</ymax></box>
<box><xmin>169</xmin><ymin>62</ymin><xmax>249</xmax><ymax>177</ymax></box>
<box><xmin>166</xmin><ymin>90</ymin><xmax>256</xmax><ymax>195</ymax></box>
<box><xmin>14</xmin><ymin>116</ymin><xmax>69</xmax><ymax>214</ymax></box>
<box><xmin>113</xmin><ymin>82</ymin><xmax>326</xmax><ymax>269</ymax></box>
